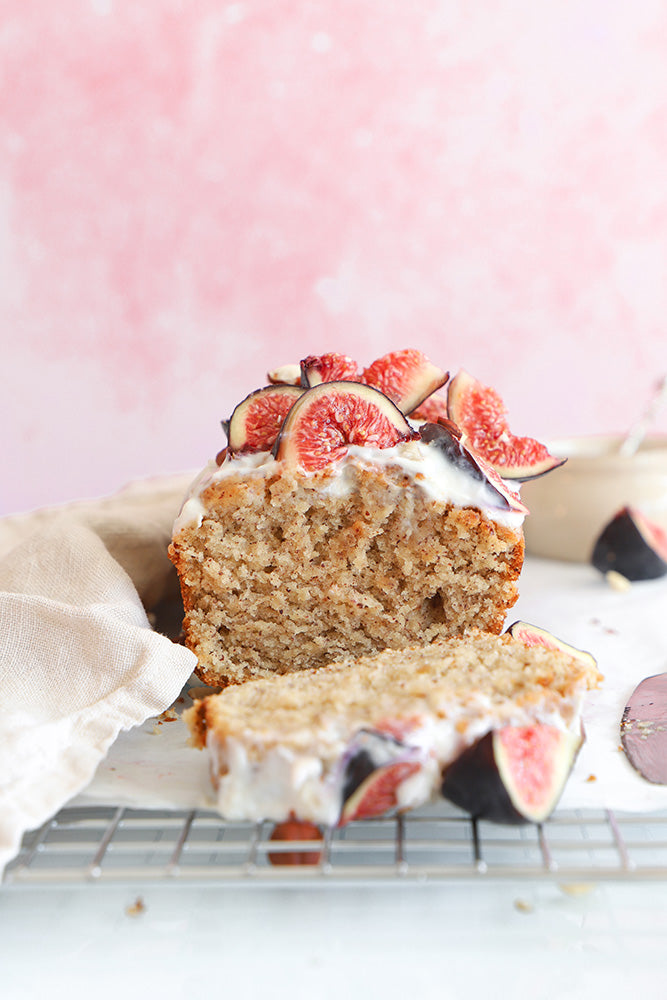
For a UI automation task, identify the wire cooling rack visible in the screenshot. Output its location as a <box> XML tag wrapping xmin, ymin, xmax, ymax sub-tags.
<box><xmin>5</xmin><ymin>803</ymin><xmax>667</xmax><ymax>887</ymax></box>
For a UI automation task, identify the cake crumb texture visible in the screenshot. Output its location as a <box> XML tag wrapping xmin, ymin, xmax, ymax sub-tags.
<box><xmin>185</xmin><ymin>632</ymin><xmax>601</xmax><ymax>755</ymax></box>
<box><xmin>170</xmin><ymin>462</ymin><xmax>524</xmax><ymax>686</ymax></box>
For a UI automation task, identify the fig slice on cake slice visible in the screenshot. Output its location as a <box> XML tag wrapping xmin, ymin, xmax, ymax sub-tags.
<box><xmin>420</xmin><ymin>419</ymin><xmax>528</xmax><ymax>514</ymax></box>
<box><xmin>274</xmin><ymin>381</ymin><xmax>418</xmax><ymax>473</ymax></box>
<box><xmin>441</xmin><ymin>724</ymin><xmax>584</xmax><ymax>825</ymax></box>
<box><xmin>338</xmin><ymin>729</ymin><xmax>423</xmax><ymax>826</ymax></box>
<box><xmin>505</xmin><ymin>621</ymin><xmax>598</xmax><ymax>672</ymax></box>
<box><xmin>226</xmin><ymin>384</ymin><xmax>304</xmax><ymax>453</ymax></box>
<box><xmin>447</xmin><ymin>369</ymin><xmax>566</xmax><ymax>481</ymax></box>
<box><xmin>362</xmin><ymin>348</ymin><xmax>449</xmax><ymax>416</ymax></box>
<box><xmin>339</xmin><ymin>760</ymin><xmax>422</xmax><ymax>825</ymax></box>
<box><xmin>591</xmin><ymin>506</ymin><xmax>667</xmax><ymax>581</ymax></box>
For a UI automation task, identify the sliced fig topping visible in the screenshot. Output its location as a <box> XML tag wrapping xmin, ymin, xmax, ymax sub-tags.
<box><xmin>226</xmin><ymin>384</ymin><xmax>304</xmax><ymax>454</ymax></box>
<box><xmin>300</xmin><ymin>352</ymin><xmax>360</xmax><ymax>387</ymax></box>
<box><xmin>274</xmin><ymin>381</ymin><xmax>418</xmax><ymax>473</ymax></box>
<box><xmin>268</xmin><ymin>818</ymin><xmax>323</xmax><ymax>866</ymax></box>
<box><xmin>505</xmin><ymin>621</ymin><xmax>598</xmax><ymax>672</ymax></box>
<box><xmin>441</xmin><ymin>724</ymin><xmax>584</xmax><ymax>825</ymax></box>
<box><xmin>621</xmin><ymin>673</ymin><xmax>667</xmax><ymax>783</ymax></box>
<box><xmin>447</xmin><ymin>369</ymin><xmax>566</xmax><ymax>481</ymax></box>
<box><xmin>267</xmin><ymin>363</ymin><xmax>302</xmax><ymax>386</ymax></box>
<box><xmin>362</xmin><ymin>349</ymin><xmax>449</xmax><ymax>416</ymax></box>
<box><xmin>591</xmin><ymin>506</ymin><xmax>667</xmax><ymax>581</ymax></box>
<box><xmin>300</xmin><ymin>349</ymin><xmax>449</xmax><ymax>416</ymax></box>
<box><xmin>419</xmin><ymin>419</ymin><xmax>528</xmax><ymax>514</ymax></box>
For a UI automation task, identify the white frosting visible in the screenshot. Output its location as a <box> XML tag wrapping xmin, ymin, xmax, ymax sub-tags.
<box><xmin>173</xmin><ymin>438</ymin><xmax>526</xmax><ymax>533</ymax></box>
<box><xmin>207</xmin><ymin>695</ymin><xmax>584</xmax><ymax>825</ymax></box>
<box><xmin>209</xmin><ymin>738</ymin><xmax>337</xmax><ymax>823</ymax></box>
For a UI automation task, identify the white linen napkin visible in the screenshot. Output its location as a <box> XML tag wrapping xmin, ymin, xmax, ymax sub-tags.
<box><xmin>0</xmin><ymin>480</ymin><xmax>197</xmax><ymax>875</ymax></box>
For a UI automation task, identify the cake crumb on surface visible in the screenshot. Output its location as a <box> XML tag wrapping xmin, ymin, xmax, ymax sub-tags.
<box><xmin>125</xmin><ymin>897</ymin><xmax>146</xmax><ymax>917</ymax></box>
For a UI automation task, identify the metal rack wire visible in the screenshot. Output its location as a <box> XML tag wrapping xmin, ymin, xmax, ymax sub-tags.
<box><xmin>6</xmin><ymin>803</ymin><xmax>667</xmax><ymax>887</ymax></box>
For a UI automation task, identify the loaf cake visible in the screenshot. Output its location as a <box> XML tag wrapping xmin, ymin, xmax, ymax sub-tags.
<box><xmin>169</xmin><ymin>350</ymin><xmax>535</xmax><ymax>687</ymax></box>
<box><xmin>185</xmin><ymin>630</ymin><xmax>600</xmax><ymax>826</ymax></box>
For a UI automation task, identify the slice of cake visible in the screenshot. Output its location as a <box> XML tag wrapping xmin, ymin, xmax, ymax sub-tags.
<box><xmin>185</xmin><ymin>631</ymin><xmax>601</xmax><ymax>826</ymax></box>
<box><xmin>169</xmin><ymin>351</ymin><xmax>535</xmax><ymax>687</ymax></box>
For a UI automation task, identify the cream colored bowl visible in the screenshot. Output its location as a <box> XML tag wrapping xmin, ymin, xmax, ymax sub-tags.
<box><xmin>521</xmin><ymin>435</ymin><xmax>667</xmax><ymax>563</ymax></box>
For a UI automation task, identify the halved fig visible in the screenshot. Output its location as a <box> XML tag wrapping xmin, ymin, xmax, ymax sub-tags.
<box><xmin>226</xmin><ymin>384</ymin><xmax>304</xmax><ymax>453</ymax></box>
<box><xmin>419</xmin><ymin>419</ymin><xmax>528</xmax><ymax>514</ymax></box>
<box><xmin>267</xmin><ymin>363</ymin><xmax>302</xmax><ymax>386</ymax></box>
<box><xmin>591</xmin><ymin>506</ymin><xmax>667</xmax><ymax>581</ymax></box>
<box><xmin>338</xmin><ymin>729</ymin><xmax>422</xmax><ymax>825</ymax></box>
<box><xmin>362</xmin><ymin>349</ymin><xmax>449</xmax><ymax>416</ymax></box>
<box><xmin>441</xmin><ymin>724</ymin><xmax>584</xmax><ymax>825</ymax></box>
<box><xmin>268</xmin><ymin>817</ymin><xmax>323</xmax><ymax>866</ymax></box>
<box><xmin>505</xmin><ymin>621</ymin><xmax>598</xmax><ymax>672</ymax></box>
<box><xmin>300</xmin><ymin>352</ymin><xmax>359</xmax><ymax>386</ymax></box>
<box><xmin>274</xmin><ymin>381</ymin><xmax>418</xmax><ymax>473</ymax></box>
<box><xmin>447</xmin><ymin>370</ymin><xmax>566</xmax><ymax>481</ymax></box>
<box><xmin>621</xmin><ymin>673</ymin><xmax>667</xmax><ymax>784</ymax></box>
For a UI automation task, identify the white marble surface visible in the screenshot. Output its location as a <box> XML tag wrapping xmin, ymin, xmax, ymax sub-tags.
<box><xmin>2</xmin><ymin>879</ymin><xmax>667</xmax><ymax>999</ymax></box>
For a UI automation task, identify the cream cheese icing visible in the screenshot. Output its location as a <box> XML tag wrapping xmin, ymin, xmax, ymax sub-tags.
<box><xmin>173</xmin><ymin>438</ymin><xmax>527</xmax><ymax>534</ymax></box>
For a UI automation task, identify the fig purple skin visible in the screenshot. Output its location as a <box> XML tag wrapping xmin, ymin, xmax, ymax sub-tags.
<box><xmin>441</xmin><ymin>731</ymin><xmax>530</xmax><ymax>825</ymax></box>
<box><xmin>440</xmin><ymin>726</ymin><xmax>584</xmax><ymax>825</ymax></box>
<box><xmin>420</xmin><ymin>420</ymin><xmax>527</xmax><ymax>513</ymax></box>
<box><xmin>591</xmin><ymin>507</ymin><xmax>667</xmax><ymax>581</ymax></box>
<box><xmin>338</xmin><ymin>729</ymin><xmax>423</xmax><ymax>825</ymax></box>
<box><xmin>340</xmin><ymin>729</ymin><xmax>408</xmax><ymax>803</ymax></box>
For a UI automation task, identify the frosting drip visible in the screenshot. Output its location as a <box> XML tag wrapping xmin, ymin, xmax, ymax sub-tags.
<box><xmin>174</xmin><ymin>438</ymin><xmax>527</xmax><ymax>533</ymax></box>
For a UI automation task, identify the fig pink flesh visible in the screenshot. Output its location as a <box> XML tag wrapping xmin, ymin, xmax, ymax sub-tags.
<box><xmin>621</xmin><ymin>674</ymin><xmax>667</xmax><ymax>784</ymax></box>
<box><xmin>496</xmin><ymin>726</ymin><xmax>560</xmax><ymax>811</ymax></box>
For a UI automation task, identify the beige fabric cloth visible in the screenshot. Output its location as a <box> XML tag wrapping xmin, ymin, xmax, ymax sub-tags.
<box><xmin>0</xmin><ymin>476</ymin><xmax>198</xmax><ymax>875</ymax></box>
<box><xmin>0</xmin><ymin>473</ymin><xmax>196</xmax><ymax>609</ymax></box>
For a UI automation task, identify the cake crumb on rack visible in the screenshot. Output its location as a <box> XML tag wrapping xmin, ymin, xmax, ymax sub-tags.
<box><xmin>125</xmin><ymin>896</ymin><xmax>146</xmax><ymax>917</ymax></box>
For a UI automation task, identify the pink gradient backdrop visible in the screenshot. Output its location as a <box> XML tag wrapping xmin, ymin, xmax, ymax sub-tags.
<box><xmin>3</xmin><ymin>1</ymin><xmax>667</xmax><ymax>515</ymax></box>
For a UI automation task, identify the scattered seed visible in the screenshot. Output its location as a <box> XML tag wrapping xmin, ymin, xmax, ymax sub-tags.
<box><xmin>606</xmin><ymin>570</ymin><xmax>631</xmax><ymax>592</ymax></box>
<box><xmin>559</xmin><ymin>883</ymin><xmax>596</xmax><ymax>897</ymax></box>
